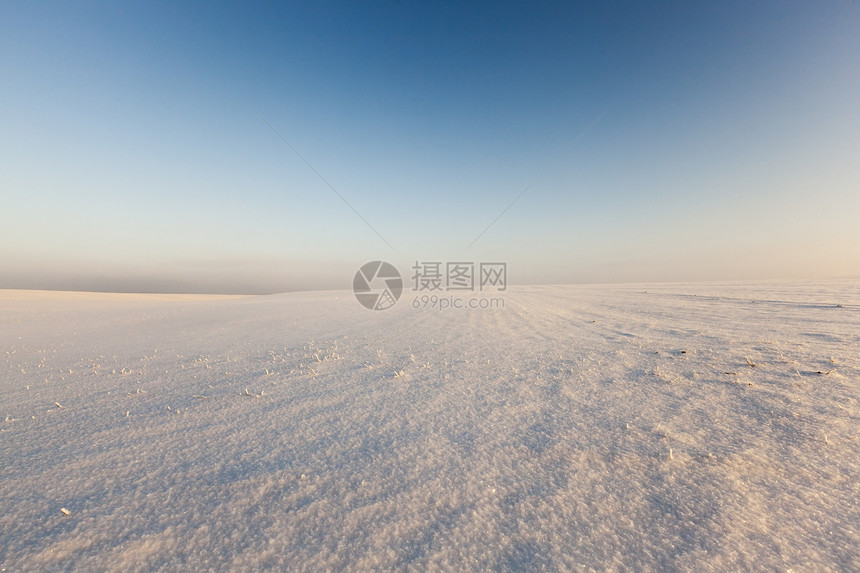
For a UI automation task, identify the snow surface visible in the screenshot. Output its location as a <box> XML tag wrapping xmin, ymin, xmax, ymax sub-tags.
<box><xmin>1</xmin><ymin>282</ymin><xmax>858</xmax><ymax>571</ymax></box>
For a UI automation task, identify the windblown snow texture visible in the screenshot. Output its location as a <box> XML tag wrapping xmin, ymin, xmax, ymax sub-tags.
<box><xmin>1</xmin><ymin>282</ymin><xmax>858</xmax><ymax>571</ymax></box>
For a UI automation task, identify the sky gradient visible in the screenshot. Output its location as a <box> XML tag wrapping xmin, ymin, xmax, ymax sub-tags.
<box><xmin>2</xmin><ymin>1</ymin><xmax>859</xmax><ymax>293</ymax></box>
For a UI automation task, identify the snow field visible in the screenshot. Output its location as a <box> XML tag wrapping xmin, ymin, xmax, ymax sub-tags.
<box><xmin>1</xmin><ymin>282</ymin><xmax>858</xmax><ymax>571</ymax></box>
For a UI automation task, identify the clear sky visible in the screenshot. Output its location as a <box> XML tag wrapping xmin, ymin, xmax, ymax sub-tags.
<box><xmin>2</xmin><ymin>1</ymin><xmax>859</xmax><ymax>293</ymax></box>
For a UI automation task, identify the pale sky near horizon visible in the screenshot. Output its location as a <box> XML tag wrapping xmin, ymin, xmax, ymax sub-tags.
<box><xmin>1</xmin><ymin>1</ymin><xmax>859</xmax><ymax>294</ymax></box>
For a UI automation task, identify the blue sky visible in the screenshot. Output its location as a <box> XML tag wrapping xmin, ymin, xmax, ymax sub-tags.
<box><xmin>1</xmin><ymin>1</ymin><xmax>858</xmax><ymax>293</ymax></box>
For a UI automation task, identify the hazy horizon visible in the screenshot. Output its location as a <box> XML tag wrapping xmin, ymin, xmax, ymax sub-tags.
<box><xmin>3</xmin><ymin>269</ymin><xmax>859</xmax><ymax>297</ymax></box>
<box><xmin>2</xmin><ymin>2</ymin><xmax>859</xmax><ymax>293</ymax></box>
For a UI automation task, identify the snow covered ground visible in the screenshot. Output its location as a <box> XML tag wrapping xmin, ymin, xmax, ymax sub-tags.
<box><xmin>1</xmin><ymin>281</ymin><xmax>858</xmax><ymax>571</ymax></box>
